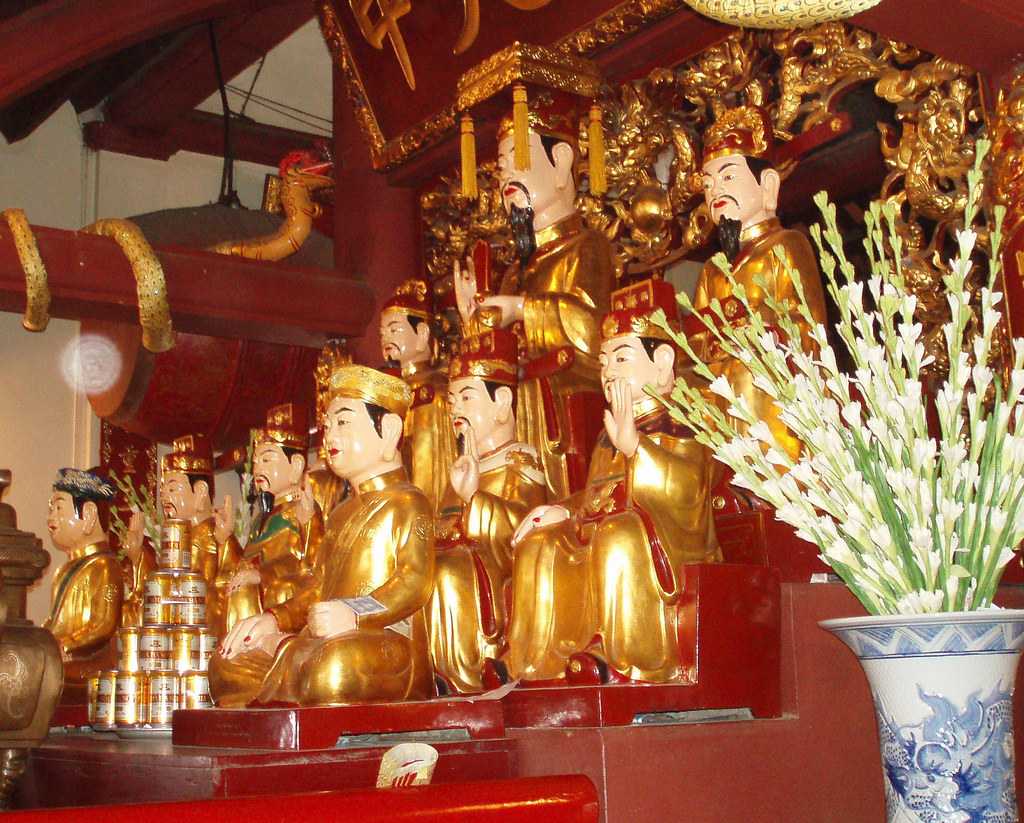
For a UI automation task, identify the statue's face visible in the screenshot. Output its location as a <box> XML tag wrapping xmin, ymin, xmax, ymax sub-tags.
<box><xmin>160</xmin><ymin>470</ymin><xmax>198</xmax><ymax>520</ymax></box>
<box><xmin>599</xmin><ymin>335</ymin><xmax>672</xmax><ymax>404</ymax></box>
<box><xmin>380</xmin><ymin>309</ymin><xmax>429</xmax><ymax>366</ymax></box>
<box><xmin>47</xmin><ymin>491</ymin><xmax>87</xmax><ymax>550</ymax></box>
<box><xmin>448</xmin><ymin>376</ymin><xmax>501</xmax><ymax>443</ymax></box>
<box><xmin>253</xmin><ymin>442</ymin><xmax>301</xmax><ymax>498</ymax></box>
<box><xmin>323</xmin><ymin>396</ymin><xmax>386</xmax><ymax>482</ymax></box>
<box><xmin>497</xmin><ymin>131</ymin><xmax>567</xmax><ymax>218</ymax></box>
<box><xmin>701</xmin><ymin>153</ymin><xmax>775</xmax><ymax>230</ymax></box>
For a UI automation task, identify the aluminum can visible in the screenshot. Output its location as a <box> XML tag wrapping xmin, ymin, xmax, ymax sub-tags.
<box><xmin>171</xmin><ymin>627</ymin><xmax>200</xmax><ymax>673</ymax></box>
<box><xmin>86</xmin><ymin>675</ymin><xmax>100</xmax><ymax>725</ymax></box>
<box><xmin>139</xmin><ymin>626</ymin><xmax>173</xmax><ymax>671</ymax></box>
<box><xmin>196</xmin><ymin>628</ymin><xmax>216</xmax><ymax>671</ymax></box>
<box><xmin>159</xmin><ymin>518</ymin><xmax>192</xmax><ymax>569</ymax></box>
<box><xmin>94</xmin><ymin>670</ymin><xmax>118</xmax><ymax>730</ymax></box>
<box><xmin>177</xmin><ymin>597</ymin><xmax>207</xmax><ymax>626</ymax></box>
<box><xmin>144</xmin><ymin>570</ymin><xmax>178</xmax><ymax>625</ymax></box>
<box><xmin>178</xmin><ymin>572</ymin><xmax>206</xmax><ymax>600</ymax></box>
<box><xmin>147</xmin><ymin>670</ymin><xmax>179</xmax><ymax>726</ymax></box>
<box><xmin>117</xmin><ymin>626</ymin><xmax>142</xmax><ymax>672</ymax></box>
<box><xmin>114</xmin><ymin>671</ymin><xmax>148</xmax><ymax>726</ymax></box>
<box><xmin>180</xmin><ymin>671</ymin><xmax>212</xmax><ymax>709</ymax></box>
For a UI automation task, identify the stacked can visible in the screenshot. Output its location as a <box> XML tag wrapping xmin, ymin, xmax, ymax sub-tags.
<box><xmin>92</xmin><ymin>518</ymin><xmax>215</xmax><ymax>731</ymax></box>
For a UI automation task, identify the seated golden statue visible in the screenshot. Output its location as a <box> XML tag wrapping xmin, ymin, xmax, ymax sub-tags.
<box><xmin>159</xmin><ymin>434</ymin><xmax>241</xmax><ymax>636</ymax></box>
<box><xmin>429</xmin><ymin>329</ymin><xmax>547</xmax><ymax>693</ymax></box>
<box><xmin>210</xmin><ymin>366</ymin><xmax>435</xmax><ymax>707</ymax></box>
<box><xmin>43</xmin><ymin>468</ymin><xmax>122</xmax><ymax>682</ymax></box>
<box><xmin>694</xmin><ymin>106</ymin><xmax>828</xmax><ymax>460</ymax></box>
<box><xmin>505</xmin><ymin>279</ymin><xmax>721</xmax><ymax>684</ymax></box>
<box><xmin>222</xmin><ymin>403</ymin><xmax>323</xmax><ymax>634</ymax></box>
<box><xmin>380</xmin><ymin>279</ymin><xmax>456</xmax><ymax>513</ymax></box>
<box><xmin>121</xmin><ymin>513</ymin><xmax>156</xmax><ymax>628</ymax></box>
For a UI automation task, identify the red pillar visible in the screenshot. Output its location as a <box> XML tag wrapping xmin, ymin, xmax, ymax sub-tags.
<box><xmin>333</xmin><ymin>69</ymin><xmax>420</xmax><ymax>366</ymax></box>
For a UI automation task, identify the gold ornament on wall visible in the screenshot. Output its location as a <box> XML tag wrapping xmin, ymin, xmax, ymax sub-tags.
<box><xmin>682</xmin><ymin>0</ymin><xmax>882</xmax><ymax>29</ymax></box>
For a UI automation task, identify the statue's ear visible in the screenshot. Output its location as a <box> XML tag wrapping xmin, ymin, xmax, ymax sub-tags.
<box><xmin>551</xmin><ymin>141</ymin><xmax>575</xmax><ymax>191</ymax></box>
<box><xmin>495</xmin><ymin>385</ymin><xmax>515</xmax><ymax>423</ymax></box>
<box><xmin>380</xmin><ymin>413</ymin><xmax>404</xmax><ymax>462</ymax></box>
<box><xmin>192</xmin><ymin>479</ymin><xmax>211</xmax><ymax>505</ymax></box>
<box><xmin>760</xmin><ymin>167</ymin><xmax>781</xmax><ymax>216</ymax></box>
<box><xmin>653</xmin><ymin>343</ymin><xmax>677</xmax><ymax>389</ymax></box>
<box><xmin>288</xmin><ymin>453</ymin><xmax>306</xmax><ymax>484</ymax></box>
<box><xmin>81</xmin><ymin>500</ymin><xmax>99</xmax><ymax>533</ymax></box>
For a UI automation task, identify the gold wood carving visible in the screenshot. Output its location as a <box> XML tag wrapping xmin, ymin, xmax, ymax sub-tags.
<box><xmin>992</xmin><ymin>66</ymin><xmax>1024</xmax><ymax>236</ymax></box>
<box><xmin>319</xmin><ymin>0</ymin><xmax>692</xmax><ymax>170</ymax></box>
<box><xmin>82</xmin><ymin>219</ymin><xmax>175</xmax><ymax>354</ymax></box>
<box><xmin>1</xmin><ymin>209</ymin><xmax>50</xmax><ymax>333</ymax></box>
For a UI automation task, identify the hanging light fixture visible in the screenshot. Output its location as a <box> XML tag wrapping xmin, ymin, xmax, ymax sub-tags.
<box><xmin>682</xmin><ymin>0</ymin><xmax>882</xmax><ymax>29</ymax></box>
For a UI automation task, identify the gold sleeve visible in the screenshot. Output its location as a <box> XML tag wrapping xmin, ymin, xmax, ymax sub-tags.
<box><xmin>214</xmin><ymin>534</ymin><xmax>243</xmax><ymax>596</ymax></box>
<box><xmin>358</xmin><ymin>494</ymin><xmax>435</xmax><ymax>630</ymax></box>
<box><xmin>769</xmin><ymin>231</ymin><xmax>827</xmax><ymax>349</ymax></box>
<box><xmin>521</xmin><ymin>235</ymin><xmax>612</xmax><ymax>359</ymax></box>
<box><xmin>629</xmin><ymin>433</ymin><xmax>718</xmax><ymax>563</ymax></box>
<box><xmin>53</xmin><ymin>556</ymin><xmax>123</xmax><ymax>656</ymax></box>
<box><xmin>463</xmin><ymin>467</ymin><xmax>547</xmax><ymax>574</ymax></box>
<box><xmin>268</xmin><ymin>556</ymin><xmax>324</xmax><ymax>634</ymax></box>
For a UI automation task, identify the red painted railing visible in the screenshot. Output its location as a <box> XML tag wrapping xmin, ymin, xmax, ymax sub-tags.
<box><xmin>7</xmin><ymin>776</ymin><xmax>599</xmax><ymax>823</ymax></box>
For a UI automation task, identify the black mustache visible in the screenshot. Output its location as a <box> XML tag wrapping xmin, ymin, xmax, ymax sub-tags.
<box><xmin>504</xmin><ymin>181</ymin><xmax>531</xmax><ymax>202</ymax></box>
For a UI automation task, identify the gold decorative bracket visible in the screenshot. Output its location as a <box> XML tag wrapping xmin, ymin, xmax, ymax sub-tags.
<box><xmin>2</xmin><ymin>209</ymin><xmax>50</xmax><ymax>333</ymax></box>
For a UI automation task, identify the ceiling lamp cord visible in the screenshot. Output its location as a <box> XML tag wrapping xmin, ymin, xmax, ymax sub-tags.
<box><xmin>208</xmin><ymin>22</ymin><xmax>241</xmax><ymax>208</ymax></box>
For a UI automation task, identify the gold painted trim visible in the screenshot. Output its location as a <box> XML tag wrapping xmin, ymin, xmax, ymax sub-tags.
<box><xmin>2</xmin><ymin>208</ymin><xmax>50</xmax><ymax>332</ymax></box>
<box><xmin>82</xmin><ymin>218</ymin><xmax>175</xmax><ymax>353</ymax></box>
<box><xmin>318</xmin><ymin>0</ymin><xmax>690</xmax><ymax>170</ymax></box>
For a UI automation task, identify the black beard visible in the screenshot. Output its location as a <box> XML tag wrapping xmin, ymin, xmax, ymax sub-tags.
<box><xmin>251</xmin><ymin>490</ymin><xmax>275</xmax><ymax>535</ymax></box>
<box><xmin>456</xmin><ymin>431</ymin><xmax>466</xmax><ymax>456</ymax></box>
<box><xmin>717</xmin><ymin>216</ymin><xmax>743</xmax><ymax>264</ymax></box>
<box><xmin>509</xmin><ymin>203</ymin><xmax>537</xmax><ymax>268</ymax></box>
<box><xmin>383</xmin><ymin>357</ymin><xmax>400</xmax><ymax>370</ymax></box>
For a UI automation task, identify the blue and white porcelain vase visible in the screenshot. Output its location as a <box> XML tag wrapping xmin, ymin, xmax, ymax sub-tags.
<box><xmin>821</xmin><ymin>610</ymin><xmax>1024</xmax><ymax>823</ymax></box>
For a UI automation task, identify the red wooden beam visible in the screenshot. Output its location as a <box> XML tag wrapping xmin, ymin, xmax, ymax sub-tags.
<box><xmin>104</xmin><ymin>1</ymin><xmax>313</xmax><ymax>134</ymax></box>
<box><xmin>0</xmin><ymin>0</ymin><xmax>297</xmax><ymax>110</ymax></box>
<box><xmin>2</xmin><ymin>778</ymin><xmax>600</xmax><ymax>823</ymax></box>
<box><xmin>0</xmin><ymin>223</ymin><xmax>372</xmax><ymax>347</ymax></box>
<box><xmin>84</xmin><ymin>109</ymin><xmax>324</xmax><ymax>167</ymax></box>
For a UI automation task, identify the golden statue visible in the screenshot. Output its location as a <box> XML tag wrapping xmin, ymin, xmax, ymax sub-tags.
<box><xmin>454</xmin><ymin>44</ymin><xmax>615</xmax><ymax>499</ymax></box>
<box><xmin>693</xmin><ymin>106</ymin><xmax>828</xmax><ymax>460</ymax></box>
<box><xmin>43</xmin><ymin>468</ymin><xmax>123</xmax><ymax>681</ymax></box>
<box><xmin>121</xmin><ymin>523</ymin><xmax>156</xmax><ymax>628</ymax></box>
<box><xmin>211</xmin><ymin>366</ymin><xmax>435</xmax><ymax>707</ymax></box>
<box><xmin>429</xmin><ymin>329</ymin><xmax>547</xmax><ymax>693</ymax></box>
<box><xmin>380</xmin><ymin>279</ymin><xmax>457</xmax><ymax>513</ymax></box>
<box><xmin>505</xmin><ymin>279</ymin><xmax>720</xmax><ymax>683</ymax></box>
<box><xmin>221</xmin><ymin>404</ymin><xmax>323</xmax><ymax>634</ymax></box>
<box><xmin>160</xmin><ymin>434</ymin><xmax>241</xmax><ymax>637</ymax></box>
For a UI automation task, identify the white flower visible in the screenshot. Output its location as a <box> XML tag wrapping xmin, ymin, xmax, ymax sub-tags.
<box><xmin>708</xmin><ymin>375</ymin><xmax>736</xmax><ymax>402</ymax></box>
<box><xmin>895</xmin><ymin>590</ymin><xmax>945</xmax><ymax>615</ymax></box>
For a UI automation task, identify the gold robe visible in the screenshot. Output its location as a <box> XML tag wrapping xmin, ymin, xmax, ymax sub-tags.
<box><xmin>121</xmin><ymin>545</ymin><xmax>156</xmax><ymax>628</ymax></box>
<box><xmin>481</xmin><ymin>213</ymin><xmax>615</xmax><ymax>500</ymax></box>
<box><xmin>402</xmin><ymin>361</ymin><xmax>457</xmax><ymax>514</ymax></box>
<box><xmin>224</xmin><ymin>492</ymin><xmax>324</xmax><ymax>634</ymax></box>
<box><xmin>692</xmin><ymin>217</ymin><xmax>827</xmax><ymax>460</ymax></box>
<box><xmin>210</xmin><ymin>467</ymin><xmax>435</xmax><ymax>707</ymax></box>
<box><xmin>44</xmin><ymin>541</ymin><xmax>123</xmax><ymax>681</ymax></box>
<box><xmin>505</xmin><ymin>400</ymin><xmax>720</xmax><ymax>683</ymax></box>
<box><xmin>428</xmin><ymin>442</ymin><xmax>547</xmax><ymax>693</ymax></box>
<box><xmin>190</xmin><ymin>517</ymin><xmax>241</xmax><ymax>638</ymax></box>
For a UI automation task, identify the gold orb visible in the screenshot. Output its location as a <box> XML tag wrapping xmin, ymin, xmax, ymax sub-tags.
<box><xmin>630</xmin><ymin>183</ymin><xmax>672</xmax><ymax>234</ymax></box>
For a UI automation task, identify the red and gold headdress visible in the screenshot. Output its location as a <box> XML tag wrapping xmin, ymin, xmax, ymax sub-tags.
<box><xmin>601</xmin><ymin>278</ymin><xmax>679</xmax><ymax>342</ymax></box>
<box><xmin>702</xmin><ymin>106</ymin><xmax>774</xmax><ymax>167</ymax></box>
<box><xmin>328</xmin><ymin>365</ymin><xmax>413</xmax><ymax>418</ymax></box>
<box><xmin>252</xmin><ymin>403</ymin><xmax>309</xmax><ymax>452</ymax></box>
<box><xmin>456</xmin><ymin>42</ymin><xmax>606</xmax><ymax>198</ymax></box>
<box><xmin>161</xmin><ymin>434</ymin><xmax>214</xmax><ymax>476</ymax></box>
<box><xmin>449</xmin><ymin>329</ymin><xmax>519</xmax><ymax>386</ymax></box>
<box><xmin>381</xmin><ymin>279</ymin><xmax>431</xmax><ymax>321</ymax></box>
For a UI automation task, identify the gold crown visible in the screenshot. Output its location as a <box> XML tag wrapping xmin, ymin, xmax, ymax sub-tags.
<box><xmin>252</xmin><ymin>403</ymin><xmax>309</xmax><ymax>452</ymax></box>
<box><xmin>703</xmin><ymin>106</ymin><xmax>772</xmax><ymax>166</ymax></box>
<box><xmin>161</xmin><ymin>434</ymin><xmax>214</xmax><ymax>476</ymax></box>
<box><xmin>328</xmin><ymin>365</ymin><xmax>413</xmax><ymax>417</ymax></box>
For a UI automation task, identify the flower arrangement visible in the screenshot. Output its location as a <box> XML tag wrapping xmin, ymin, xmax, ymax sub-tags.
<box><xmin>108</xmin><ymin>468</ymin><xmax>161</xmax><ymax>552</ymax></box>
<box><xmin>654</xmin><ymin>139</ymin><xmax>1024</xmax><ymax>615</ymax></box>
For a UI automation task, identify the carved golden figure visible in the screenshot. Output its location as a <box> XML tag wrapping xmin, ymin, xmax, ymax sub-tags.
<box><xmin>693</xmin><ymin>106</ymin><xmax>827</xmax><ymax>460</ymax></box>
<box><xmin>429</xmin><ymin>329</ymin><xmax>546</xmax><ymax>693</ymax></box>
<box><xmin>121</xmin><ymin>521</ymin><xmax>156</xmax><ymax>628</ymax></box>
<box><xmin>160</xmin><ymin>435</ymin><xmax>240</xmax><ymax>637</ymax></box>
<box><xmin>380</xmin><ymin>278</ymin><xmax>457</xmax><ymax>513</ymax></box>
<box><xmin>44</xmin><ymin>468</ymin><xmax>123</xmax><ymax>682</ymax></box>
<box><xmin>222</xmin><ymin>404</ymin><xmax>323</xmax><ymax>634</ymax></box>
<box><xmin>455</xmin><ymin>45</ymin><xmax>615</xmax><ymax>499</ymax></box>
<box><xmin>505</xmin><ymin>279</ymin><xmax>720</xmax><ymax>683</ymax></box>
<box><xmin>211</xmin><ymin>366</ymin><xmax>435</xmax><ymax>707</ymax></box>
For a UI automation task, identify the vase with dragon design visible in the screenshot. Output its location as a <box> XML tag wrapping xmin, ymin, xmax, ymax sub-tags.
<box><xmin>822</xmin><ymin>611</ymin><xmax>1024</xmax><ymax>823</ymax></box>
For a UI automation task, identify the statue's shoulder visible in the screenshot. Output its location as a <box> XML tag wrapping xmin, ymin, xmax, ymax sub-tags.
<box><xmin>504</xmin><ymin>443</ymin><xmax>545</xmax><ymax>484</ymax></box>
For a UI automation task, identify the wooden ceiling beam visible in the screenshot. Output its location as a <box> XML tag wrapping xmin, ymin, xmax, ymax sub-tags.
<box><xmin>0</xmin><ymin>0</ymin><xmax>298</xmax><ymax>110</ymax></box>
<box><xmin>103</xmin><ymin>1</ymin><xmax>313</xmax><ymax>134</ymax></box>
<box><xmin>83</xmin><ymin>109</ymin><xmax>326</xmax><ymax>167</ymax></box>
